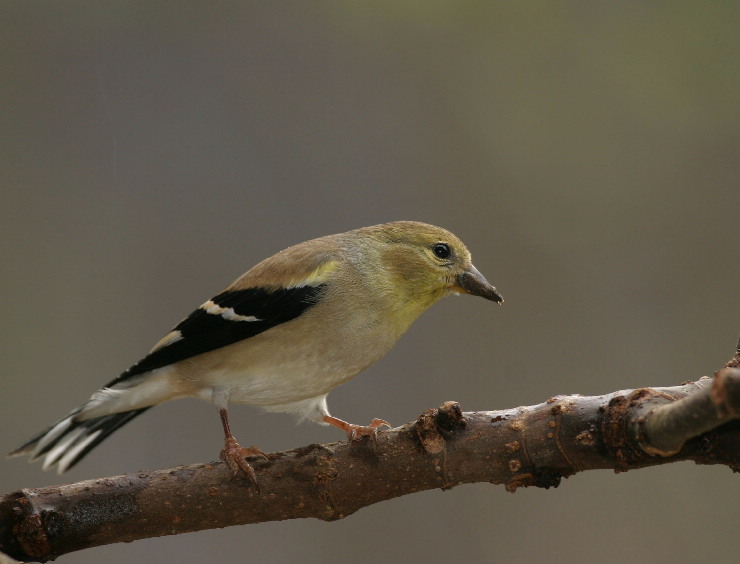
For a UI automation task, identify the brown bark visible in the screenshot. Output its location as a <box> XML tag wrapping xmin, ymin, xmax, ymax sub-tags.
<box><xmin>2</xmin><ymin>359</ymin><xmax>739</xmax><ymax>563</ymax></box>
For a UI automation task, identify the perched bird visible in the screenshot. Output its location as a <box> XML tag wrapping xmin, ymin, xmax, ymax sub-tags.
<box><xmin>9</xmin><ymin>221</ymin><xmax>502</xmax><ymax>485</ymax></box>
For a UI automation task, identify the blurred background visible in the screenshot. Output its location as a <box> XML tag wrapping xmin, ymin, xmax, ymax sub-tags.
<box><xmin>1</xmin><ymin>2</ymin><xmax>738</xmax><ymax>563</ymax></box>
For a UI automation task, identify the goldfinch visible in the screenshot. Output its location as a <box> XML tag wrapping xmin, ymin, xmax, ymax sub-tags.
<box><xmin>9</xmin><ymin>221</ymin><xmax>502</xmax><ymax>484</ymax></box>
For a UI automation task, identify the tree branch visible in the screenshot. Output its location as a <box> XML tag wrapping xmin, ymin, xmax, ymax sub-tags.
<box><xmin>2</xmin><ymin>354</ymin><xmax>740</xmax><ymax>563</ymax></box>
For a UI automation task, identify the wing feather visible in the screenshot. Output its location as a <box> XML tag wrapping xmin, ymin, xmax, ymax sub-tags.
<box><xmin>105</xmin><ymin>239</ymin><xmax>341</xmax><ymax>387</ymax></box>
<box><xmin>107</xmin><ymin>284</ymin><xmax>327</xmax><ymax>386</ymax></box>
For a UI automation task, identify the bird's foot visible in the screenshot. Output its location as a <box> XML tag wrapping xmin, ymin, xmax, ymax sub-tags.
<box><xmin>220</xmin><ymin>436</ymin><xmax>268</xmax><ymax>488</ymax></box>
<box><xmin>323</xmin><ymin>415</ymin><xmax>391</xmax><ymax>441</ymax></box>
<box><xmin>346</xmin><ymin>418</ymin><xmax>392</xmax><ymax>441</ymax></box>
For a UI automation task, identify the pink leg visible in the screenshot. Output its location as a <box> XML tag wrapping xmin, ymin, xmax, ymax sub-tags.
<box><xmin>218</xmin><ymin>408</ymin><xmax>267</xmax><ymax>488</ymax></box>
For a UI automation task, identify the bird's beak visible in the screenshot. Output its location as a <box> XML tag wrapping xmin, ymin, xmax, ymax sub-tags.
<box><xmin>453</xmin><ymin>265</ymin><xmax>503</xmax><ymax>303</ymax></box>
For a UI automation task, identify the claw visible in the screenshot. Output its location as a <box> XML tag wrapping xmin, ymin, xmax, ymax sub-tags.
<box><xmin>369</xmin><ymin>418</ymin><xmax>392</xmax><ymax>430</ymax></box>
<box><xmin>322</xmin><ymin>415</ymin><xmax>392</xmax><ymax>441</ymax></box>
<box><xmin>218</xmin><ymin>407</ymin><xmax>266</xmax><ymax>491</ymax></box>
<box><xmin>220</xmin><ymin>436</ymin><xmax>267</xmax><ymax>489</ymax></box>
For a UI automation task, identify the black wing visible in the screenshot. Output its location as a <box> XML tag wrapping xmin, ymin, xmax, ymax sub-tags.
<box><xmin>107</xmin><ymin>285</ymin><xmax>326</xmax><ymax>386</ymax></box>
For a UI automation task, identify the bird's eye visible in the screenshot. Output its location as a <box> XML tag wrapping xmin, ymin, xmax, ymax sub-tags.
<box><xmin>432</xmin><ymin>243</ymin><xmax>451</xmax><ymax>259</ymax></box>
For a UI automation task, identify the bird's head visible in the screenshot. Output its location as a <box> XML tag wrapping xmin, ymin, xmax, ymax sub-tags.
<box><xmin>359</xmin><ymin>221</ymin><xmax>503</xmax><ymax>312</ymax></box>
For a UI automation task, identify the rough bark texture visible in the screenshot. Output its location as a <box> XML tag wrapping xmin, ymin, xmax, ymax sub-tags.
<box><xmin>2</xmin><ymin>359</ymin><xmax>739</xmax><ymax>562</ymax></box>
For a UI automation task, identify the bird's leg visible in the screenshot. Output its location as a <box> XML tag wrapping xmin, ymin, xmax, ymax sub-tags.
<box><xmin>322</xmin><ymin>414</ymin><xmax>391</xmax><ymax>441</ymax></box>
<box><xmin>218</xmin><ymin>408</ymin><xmax>267</xmax><ymax>487</ymax></box>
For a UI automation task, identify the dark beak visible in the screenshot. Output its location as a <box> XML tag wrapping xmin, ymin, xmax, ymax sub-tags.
<box><xmin>454</xmin><ymin>265</ymin><xmax>503</xmax><ymax>303</ymax></box>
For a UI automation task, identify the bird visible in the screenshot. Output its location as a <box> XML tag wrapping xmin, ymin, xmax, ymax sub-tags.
<box><xmin>8</xmin><ymin>221</ymin><xmax>503</xmax><ymax>485</ymax></box>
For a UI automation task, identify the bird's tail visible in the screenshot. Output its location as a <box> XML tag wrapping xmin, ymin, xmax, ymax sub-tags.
<box><xmin>7</xmin><ymin>406</ymin><xmax>150</xmax><ymax>474</ymax></box>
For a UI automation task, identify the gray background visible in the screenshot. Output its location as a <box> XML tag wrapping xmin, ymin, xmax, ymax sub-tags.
<box><xmin>2</xmin><ymin>3</ymin><xmax>738</xmax><ymax>563</ymax></box>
